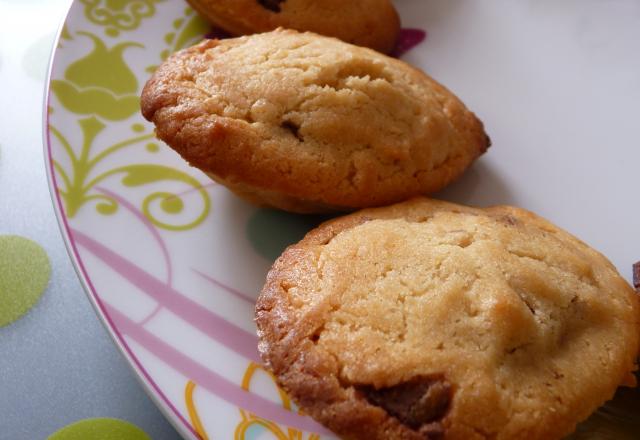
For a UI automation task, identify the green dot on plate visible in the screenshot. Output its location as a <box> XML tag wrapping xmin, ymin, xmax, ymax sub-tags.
<box><xmin>146</xmin><ymin>142</ymin><xmax>159</xmax><ymax>152</ymax></box>
<box><xmin>131</xmin><ymin>123</ymin><xmax>145</xmax><ymax>133</ymax></box>
<box><xmin>161</xmin><ymin>196</ymin><xmax>183</xmax><ymax>214</ymax></box>
<box><xmin>22</xmin><ymin>32</ymin><xmax>55</xmax><ymax>81</ymax></box>
<box><xmin>105</xmin><ymin>28</ymin><xmax>119</xmax><ymax>37</ymax></box>
<box><xmin>0</xmin><ymin>235</ymin><xmax>51</xmax><ymax>327</ymax></box>
<box><xmin>246</xmin><ymin>209</ymin><xmax>331</xmax><ymax>261</ymax></box>
<box><xmin>48</xmin><ymin>418</ymin><xmax>150</xmax><ymax>440</ymax></box>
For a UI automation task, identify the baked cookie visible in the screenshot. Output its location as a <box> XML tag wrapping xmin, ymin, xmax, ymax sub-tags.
<box><xmin>186</xmin><ymin>0</ymin><xmax>400</xmax><ymax>54</ymax></box>
<box><xmin>256</xmin><ymin>198</ymin><xmax>640</xmax><ymax>439</ymax></box>
<box><xmin>141</xmin><ymin>30</ymin><xmax>490</xmax><ymax>214</ymax></box>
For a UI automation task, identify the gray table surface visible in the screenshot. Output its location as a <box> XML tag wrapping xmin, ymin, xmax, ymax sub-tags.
<box><xmin>0</xmin><ymin>1</ymin><xmax>182</xmax><ymax>438</ymax></box>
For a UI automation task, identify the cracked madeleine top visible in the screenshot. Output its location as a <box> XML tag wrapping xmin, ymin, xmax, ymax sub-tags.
<box><xmin>185</xmin><ymin>0</ymin><xmax>401</xmax><ymax>54</ymax></box>
<box><xmin>141</xmin><ymin>29</ymin><xmax>490</xmax><ymax>213</ymax></box>
<box><xmin>256</xmin><ymin>198</ymin><xmax>640</xmax><ymax>440</ymax></box>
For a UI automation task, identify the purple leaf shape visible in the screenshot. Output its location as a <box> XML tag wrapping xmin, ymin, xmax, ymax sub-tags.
<box><xmin>392</xmin><ymin>28</ymin><xmax>427</xmax><ymax>58</ymax></box>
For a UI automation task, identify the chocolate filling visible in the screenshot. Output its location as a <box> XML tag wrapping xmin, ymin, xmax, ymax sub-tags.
<box><xmin>358</xmin><ymin>376</ymin><xmax>452</xmax><ymax>436</ymax></box>
<box><xmin>281</xmin><ymin>120</ymin><xmax>303</xmax><ymax>141</ymax></box>
<box><xmin>633</xmin><ymin>262</ymin><xmax>640</xmax><ymax>291</ymax></box>
<box><xmin>257</xmin><ymin>0</ymin><xmax>285</xmax><ymax>12</ymax></box>
<box><xmin>500</xmin><ymin>214</ymin><xmax>518</xmax><ymax>226</ymax></box>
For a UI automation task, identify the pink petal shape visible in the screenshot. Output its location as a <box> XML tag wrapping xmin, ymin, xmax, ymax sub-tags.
<box><xmin>392</xmin><ymin>28</ymin><xmax>427</xmax><ymax>58</ymax></box>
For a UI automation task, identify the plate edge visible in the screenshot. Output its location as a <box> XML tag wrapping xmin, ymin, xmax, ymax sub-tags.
<box><xmin>40</xmin><ymin>3</ymin><xmax>198</xmax><ymax>439</ymax></box>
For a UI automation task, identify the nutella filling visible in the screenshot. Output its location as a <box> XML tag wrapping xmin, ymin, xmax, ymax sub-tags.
<box><xmin>257</xmin><ymin>0</ymin><xmax>285</xmax><ymax>12</ymax></box>
<box><xmin>633</xmin><ymin>262</ymin><xmax>640</xmax><ymax>291</ymax></box>
<box><xmin>358</xmin><ymin>376</ymin><xmax>452</xmax><ymax>435</ymax></box>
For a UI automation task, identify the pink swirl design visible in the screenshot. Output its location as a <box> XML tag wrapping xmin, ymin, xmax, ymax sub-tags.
<box><xmin>70</xmin><ymin>229</ymin><xmax>332</xmax><ymax>435</ymax></box>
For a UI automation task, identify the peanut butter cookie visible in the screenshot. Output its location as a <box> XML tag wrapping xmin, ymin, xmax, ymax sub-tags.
<box><xmin>186</xmin><ymin>0</ymin><xmax>400</xmax><ymax>53</ymax></box>
<box><xmin>141</xmin><ymin>30</ymin><xmax>490</xmax><ymax>213</ymax></box>
<box><xmin>256</xmin><ymin>198</ymin><xmax>640</xmax><ymax>439</ymax></box>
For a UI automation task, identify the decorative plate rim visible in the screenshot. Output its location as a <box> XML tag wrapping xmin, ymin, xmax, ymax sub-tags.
<box><xmin>42</xmin><ymin>2</ymin><xmax>196</xmax><ymax>439</ymax></box>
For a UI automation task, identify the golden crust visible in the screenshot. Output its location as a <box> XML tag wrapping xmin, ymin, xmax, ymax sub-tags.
<box><xmin>256</xmin><ymin>197</ymin><xmax>640</xmax><ymax>440</ymax></box>
<box><xmin>185</xmin><ymin>0</ymin><xmax>401</xmax><ymax>54</ymax></box>
<box><xmin>141</xmin><ymin>30</ymin><xmax>490</xmax><ymax>214</ymax></box>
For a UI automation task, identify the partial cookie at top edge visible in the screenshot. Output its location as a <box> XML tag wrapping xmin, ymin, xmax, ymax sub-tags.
<box><xmin>185</xmin><ymin>0</ymin><xmax>401</xmax><ymax>53</ymax></box>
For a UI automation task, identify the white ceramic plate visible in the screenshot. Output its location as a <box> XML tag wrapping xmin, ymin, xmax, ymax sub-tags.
<box><xmin>44</xmin><ymin>1</ymin><xmax>640</xmax><ymax>439</ymax></box>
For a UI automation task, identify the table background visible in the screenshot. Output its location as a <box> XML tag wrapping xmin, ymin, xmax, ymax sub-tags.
<box><xmin>0</xmin><ymin>0</ymin><xmax>181</xmax><ymax>438</ymax></box>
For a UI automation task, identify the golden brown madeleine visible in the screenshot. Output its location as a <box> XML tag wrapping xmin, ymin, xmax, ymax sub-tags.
<box><xmin>185</xmin><ymin>0</ymin><xmax>400</xmax><ymax>54</ymax></box>
<box><xmin>141</xmin><ymin>30</ymin><xmax>490</xmax><ymax>213</ymax></box>
<box><xmin>256</xmin><ymin>198</ymin><xmax>640</xmax><ymax>440</ymax></box>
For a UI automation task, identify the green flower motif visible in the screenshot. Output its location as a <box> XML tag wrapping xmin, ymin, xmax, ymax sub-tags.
<box><xmin>50</xmin><ymin>116</ymin><xmax>211</xmax><ymax>229</ymax></box>
<box><xmin>49</xmin><ymin>6</ymin><xmax>212</xmax><ymax>232</ymax></box>
<box><xmin>146</xmin><ymin>8</ymin><xmax>210</xmax><ymax>73</ymax></box>
<box><xmin>81</xmin><ymin>0</ymin><xmax>162</xmax><ymax>37</ymax></box>
<box><xmin>51</xmin><ymin>32</ymin><xmax>141</xmax><ymax>121</ymax></box>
